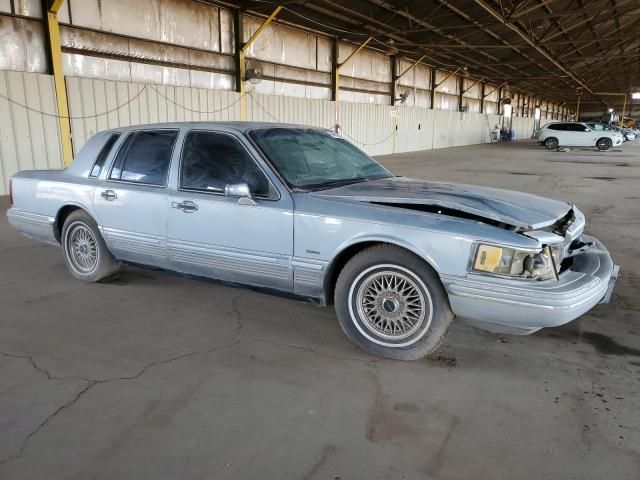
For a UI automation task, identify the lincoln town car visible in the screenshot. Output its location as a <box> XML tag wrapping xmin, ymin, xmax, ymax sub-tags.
<box><xmin>7</xmin><ymin>122</ymin><xmax>619</xmax><ymax>360</ymax></box>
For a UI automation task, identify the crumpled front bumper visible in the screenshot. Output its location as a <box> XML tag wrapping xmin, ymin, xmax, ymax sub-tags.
<box><xmin>442</xmin><ymin>235</ymin><xmax>619</xmax><ymax>334</ymax></box>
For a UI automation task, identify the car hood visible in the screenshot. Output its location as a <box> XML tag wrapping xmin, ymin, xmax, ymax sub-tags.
<box><xmin>313</xmin><ymin>177</ymin><xmax>572</xmax><ymax>230</ymax></box>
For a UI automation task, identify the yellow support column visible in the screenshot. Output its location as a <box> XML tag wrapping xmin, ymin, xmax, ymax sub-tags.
<box><xmin>332</xmin><ymin>36</ymin><xmax>372</xmax><ymax>131</ymax></box>
<box><xmin>47</xmin><ymin>0</ymin><xmax>73</xmax><ymax>166</ymax></box>
<box><xmin>237</xmin><ymin>5</ymin><xmax>282</xmax><ymax>121</ymax></box>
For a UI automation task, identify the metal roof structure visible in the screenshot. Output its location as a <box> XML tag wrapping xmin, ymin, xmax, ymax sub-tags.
<box><xmin>231</xmin><ymin>0</ymin><xmax>640</xmax><ymax>113</ymax></box>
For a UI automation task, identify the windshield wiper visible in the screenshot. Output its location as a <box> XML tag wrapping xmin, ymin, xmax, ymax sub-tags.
<box><xmin>308</xmin><ymin>177</ymin><xmax>369</xmax><ymax>191</ymax></box>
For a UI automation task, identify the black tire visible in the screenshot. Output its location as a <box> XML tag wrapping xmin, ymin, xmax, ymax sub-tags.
<box><xmin>61</xmin><ymin>210</ymin><xmax>121</xmax><ymax>282</ymax></box>
<box><xmin>544</xmin><ymin>137</ymin><xmax>558</xmax><ymax>150</ymax></box>
<box><xmin>596</xmin><ymin>137</ymin><xmax>612</xmax><ymax>151</ymax></box>
<box><xmin>334</xmin><ymin>245</ymin><xmax>454</xmax><ymax>360</ymax></box>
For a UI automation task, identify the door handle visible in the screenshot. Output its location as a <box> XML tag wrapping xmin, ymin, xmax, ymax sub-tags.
<box><xmin>171</xmin><ymin>200</ymin><xmax>198</xmax><ymax>212</ymax></box>
<box><xmin>101</xmin><ymin>190</ymin><xmax>117</xmax><ymax>201</ymax></box>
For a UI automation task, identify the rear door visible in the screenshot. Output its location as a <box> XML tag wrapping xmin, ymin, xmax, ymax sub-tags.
<box><xmin>92</xmin><ymin>129</ymin><xmax>179</xmax><ymax>268</ymax></box>
<box><xmin>167</xmin><ymin>129</ymin><xmax>294</xmax><ymax>291</ymax></box>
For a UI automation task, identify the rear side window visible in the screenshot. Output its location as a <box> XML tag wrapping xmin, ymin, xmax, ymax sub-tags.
<box><xmin>567</xmin><ymin>123</ymin><xmax>588</xmax><ymax>132</ymax></box>
<box><xmin>90</xmin><ymin>133</ymin><xmax>120</xmax><ymax>177</ymax></box>
<box><xmin>547</xmin><ymin>124</ymin><xmax>564</xmax><ymax>131</ymax></box>
<box><xmin>110</xmin><ymin>130</ymin><xmax>178</xmax><ymax>186</ymax></box>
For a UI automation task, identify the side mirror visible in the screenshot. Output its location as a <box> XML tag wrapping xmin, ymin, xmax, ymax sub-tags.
<box><xmin>224</xmin><ymin>182</ymin><xmax>256</xmax><ymax>205</ymax></box>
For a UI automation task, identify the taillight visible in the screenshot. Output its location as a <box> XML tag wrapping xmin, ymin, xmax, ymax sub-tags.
<box><xmin>8</xmin><ymin>178</ymin><xmax>13</xmax><ymax>206</ymax></box>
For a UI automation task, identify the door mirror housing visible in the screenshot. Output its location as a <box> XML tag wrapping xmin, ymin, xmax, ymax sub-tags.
<box><xmin>225</xmin><ymin>182</ymin><xmax>252</xmax><ymax>198</ymax></box>
<box><xmin>224</xmin><ymin>182</ymin><xmax>257</xmax><ymax>205</ymax></box>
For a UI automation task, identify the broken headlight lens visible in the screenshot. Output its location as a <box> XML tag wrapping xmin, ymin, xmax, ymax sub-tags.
<box><xmin>471</xmin><ymin>244</ymin><xmax>562</xmax><ymax>280</ymax></box>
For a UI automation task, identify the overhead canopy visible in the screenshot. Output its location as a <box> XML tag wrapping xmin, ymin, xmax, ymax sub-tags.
<box><xmin>234</xmin><ymin>0</ymin><xmax>640</xmax><ymax>112</ymax></box>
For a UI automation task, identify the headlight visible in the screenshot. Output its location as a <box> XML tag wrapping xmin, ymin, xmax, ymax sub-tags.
<box><xmin>471</xmin><ymin>243</ymin><xmax>561</xmax><ymax>280</ymax></box>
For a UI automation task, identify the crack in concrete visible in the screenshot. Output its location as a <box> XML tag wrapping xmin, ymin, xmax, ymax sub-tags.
<box><xmin>245</xmin><ymin>338</ymin><xmax>382</xmax><ymax>366</ymax></box>
<box><xmin>0</xmin><ymin>293</ymin><xmax>245</xmax><ymax>468</ymax></box>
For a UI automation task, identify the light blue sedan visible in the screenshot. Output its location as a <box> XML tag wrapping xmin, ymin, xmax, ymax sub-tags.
<box><xmin>7</xmin><ymin>122</ymin><xmax>619</xmax><ymax>360</ymax></box>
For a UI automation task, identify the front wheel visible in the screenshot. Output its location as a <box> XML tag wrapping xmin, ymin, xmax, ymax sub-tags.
<box><xmin>61</xmin><ymin>210</ymin><xmax>121</xmax><ymax>282</ymax></box>
<box><xmin>544</xmin><ymin>137</ymin><xmax>559</xmax><ymax>150</ymax></box>
<box><xmin>334</xmin><ymin>245</ymin><xmax>454</xmax><ymax>360</ymax></box>
<box><xmin>596</xmin><ymin>137</ymin><xmax>612</xmax><ymax>151</ymax></box>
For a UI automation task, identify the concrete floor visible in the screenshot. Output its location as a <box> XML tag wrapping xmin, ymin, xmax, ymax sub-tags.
<box><xmin>1</xmin><ymin>140</ymin><xmax>639</xmax><ymax>480</ymax></box>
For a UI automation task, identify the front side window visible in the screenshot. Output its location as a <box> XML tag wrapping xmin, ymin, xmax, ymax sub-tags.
<box><xmin>90</xmin><ymin>133</ymin><xmax>120</xmax><ymax>177</ymax></box>
<box><xmin>180</xmin><ymin>131</ymin><xmax>270</xmax><ymax>196</ymax></box>
<box><xmin>249</xmin><ymin>128</ymin><xmax>391</xmax><ymax>190</ymax></box>
<box><xmin>110</xmin><ymin>130</ymin><xmax>178</xmax><ymax>186</ymax></box>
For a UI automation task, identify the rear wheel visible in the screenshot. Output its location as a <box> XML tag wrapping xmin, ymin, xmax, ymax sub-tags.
<box><xmin>334</xmin><ymin>245</ymin><xmax>454</xmax><ymax>360</ymax></box>
<box><xmin>61</xmin><ymin>210</ymin><xmax>120</xmax><ymax>282</ymax></box>
<box><xmin>596</xmin><ymin>137</ymin><xmax>612</xmax><ymax>151</ymax></box>
<box><xmin>544</xmin><ymin>137</ymin><xmax>559</xmax><ymax>149</ymax></box>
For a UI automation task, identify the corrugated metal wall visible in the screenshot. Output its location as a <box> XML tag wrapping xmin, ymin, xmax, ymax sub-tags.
<box><xmin>0</xmin><ymin>73</ymin><xmax>520</xmax><ymax>195</ymax></box>
<box><xmin>66</xmin><ymin>76</ymin><xmax>241</xmax><ymax>151</ymax></box>
<box><xmin>67</xmin><ymin>77</ymin><xmax>517</xmax><ymax>157</ymax></box>
<box><xmin>246</xmin><ymin>92</ymin><xmax>334</xmax><ymax>128</ymax></box>
<box><xmin>0</xmin><ymin>70</ymin><xmax>62</xmax><ymax>195</ymax></box>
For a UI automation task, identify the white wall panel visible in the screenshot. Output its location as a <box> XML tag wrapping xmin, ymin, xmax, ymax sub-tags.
<box><xmin>244</xmin><ymin>16</ymin><xmax>320</xmax><ymax>71</ymax></box>
<box><xmin>66</xmin><ymin>77</ymin><xmax>241</xmax><ymax>151</ymax></box>
<box><xmin>511</xmin><ymin>116</ymin><xmax>535</xmax><ymax>140</ymax></box>
<box><xmin>0</xmin><ymin>16</ymin><xmax>47</xmax><ymax>73</ymax></box>
<box><xmin>339</xmin><ymin>102</ymin><xmax>396</xmax><ymax>157</ymax></box>
<box><xmin>69</xmin><ymin>0</ymin><xmax>222</xmax><ymax>51</ymax></box>
<box><xmin>338</xmin><ymin>43</ymin><xmax>391</xmax><ymax>84</ymax></box>
<box><xmin>0</xmin><ymin>71</ymin><xmax>62</xmax><ymax>195</ymax></box>
<box><xmin>246</xmin><ymin>92</ymin><xmax>334</xmax><ymax>130</ymax></box>
<box><xmin>396</xmin><ymin>106</ymin><xmax>434</xmax><ymax>153</ymax></box>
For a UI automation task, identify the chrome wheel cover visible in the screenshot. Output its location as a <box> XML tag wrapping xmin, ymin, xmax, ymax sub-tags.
<box><xmin>349</xmin><ymin>265</ymin><xmax>433</xmax><ymax>347</ymax></box>
<box><xmin>66</xmin><ymin>222</ymin><xmax>99</xmax><ymax>274</ymax></box>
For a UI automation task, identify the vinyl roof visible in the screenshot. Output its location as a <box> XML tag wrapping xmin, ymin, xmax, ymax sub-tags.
<box><xmin>232</xmin><ymin>0</ymin><xmax>640</xmax><ymax>112</ymax></box>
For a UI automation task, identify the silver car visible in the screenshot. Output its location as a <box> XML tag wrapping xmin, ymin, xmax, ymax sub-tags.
<box><xmin>7</xmin><ymin>122</ymin><xmax>619</xmax><ymax>360</ymax></box>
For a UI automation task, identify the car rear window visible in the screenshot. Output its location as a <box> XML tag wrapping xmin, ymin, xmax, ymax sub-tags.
<box><xmin>109</xmin><ymin>130</ymin><xmax>178</xmax><ymax>186</ymax></box>
<box><xmin>90</xmin><ymin>133</ymin><xmax>120</xmax><ymax>178</ymax></box>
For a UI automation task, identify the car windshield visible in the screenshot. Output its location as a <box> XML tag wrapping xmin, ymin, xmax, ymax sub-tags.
<box><xmin>249</xmin><ymin>127</ymin><xmax>392</xmax><ymax>190</ymax></box>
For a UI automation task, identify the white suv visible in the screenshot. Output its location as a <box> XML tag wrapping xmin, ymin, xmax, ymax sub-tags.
<box><xmin>539</xmin><ymin>122</ymin><xmax>624</xmax><ymax>151</ymax></box>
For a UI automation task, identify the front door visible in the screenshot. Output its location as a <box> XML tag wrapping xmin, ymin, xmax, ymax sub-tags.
<box><xmin>92</xmin><ymin>129</ymin><xmax>179</xmax><ymax>269</ymax></box>
<box><xmin>567</xmin><ymin>123</ymin><xmax>592</xmax><ymax>146</ymax></box>
<box><xmin>167</xmin><ymin>130</ymin><xmax>294</xmax><ymax>291</ymax></box>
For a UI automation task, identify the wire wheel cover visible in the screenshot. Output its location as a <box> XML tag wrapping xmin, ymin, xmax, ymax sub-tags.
<box><xmin>67</xmin><ymin>224</ymin><xmax>99</xmax><ymax>273</ymax></box>
<box><xmin>356</xmin><ymin>270</ymin><xmax>427</xmax><ymax>340</ymax></box>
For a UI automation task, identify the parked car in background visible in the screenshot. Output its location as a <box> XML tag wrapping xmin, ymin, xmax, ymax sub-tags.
<box><xmin>539</xmin><ymin>121</ymin><xmax>623</xmax><ymax>150</ymax></box>
<box><xmin>7</xmin><ymin>122</ymin><xmax>619</xmax><ymax>360</ymax></box>
<box><xmin>619</xmin><ymin>127</ymin><xmax>636</xmax><ymax>142</ymax></box>
<box><xmin>586</xmin><ymin>123</ymin><xmax>633</xmax><ymax>142</ymax></box>
<box><xmin>594</xmin><ymin>123</ymin><xmax>639</xmax><ymax>142</ymax></box>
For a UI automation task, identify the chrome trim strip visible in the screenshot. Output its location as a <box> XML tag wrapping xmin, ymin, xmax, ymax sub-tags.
<box><xmin>7</xmin><ymin>209</ymin><xmax>55</xmax><ymax>226</ymax></box>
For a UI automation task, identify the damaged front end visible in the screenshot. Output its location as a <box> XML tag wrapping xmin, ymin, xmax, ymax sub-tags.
<box><xmin>471</xmin><ymin>206</ymin><xmax>589</xmax><ymax>282</ymax></box>
<box><xmin>370</xmin><ymin>199</ymin><xmax>591</xmax><ymax>283</ymax></box>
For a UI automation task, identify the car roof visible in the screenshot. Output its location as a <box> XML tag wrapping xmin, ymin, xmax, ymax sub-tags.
<box><xmin>100</xmin><ymin>121</ymin><xmax>321</xmax><ymax>134</ymax></box>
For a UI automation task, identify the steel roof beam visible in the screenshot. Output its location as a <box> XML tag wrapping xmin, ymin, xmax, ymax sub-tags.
<box><xmin>472</xmin><ymin>0</ymin><xmax>593</xmax><ymax>93</ymax></box>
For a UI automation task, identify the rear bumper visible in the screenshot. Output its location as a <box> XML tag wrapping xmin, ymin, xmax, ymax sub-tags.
<box><xmin>442</xmin><ymin>235</ymin><xmax>618</xmax><ymax>334</ymax></box>
<box><xmin>6</xmin><ymin>208</ymin><xmax>57</xmax><ymax>244</ymax></box>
